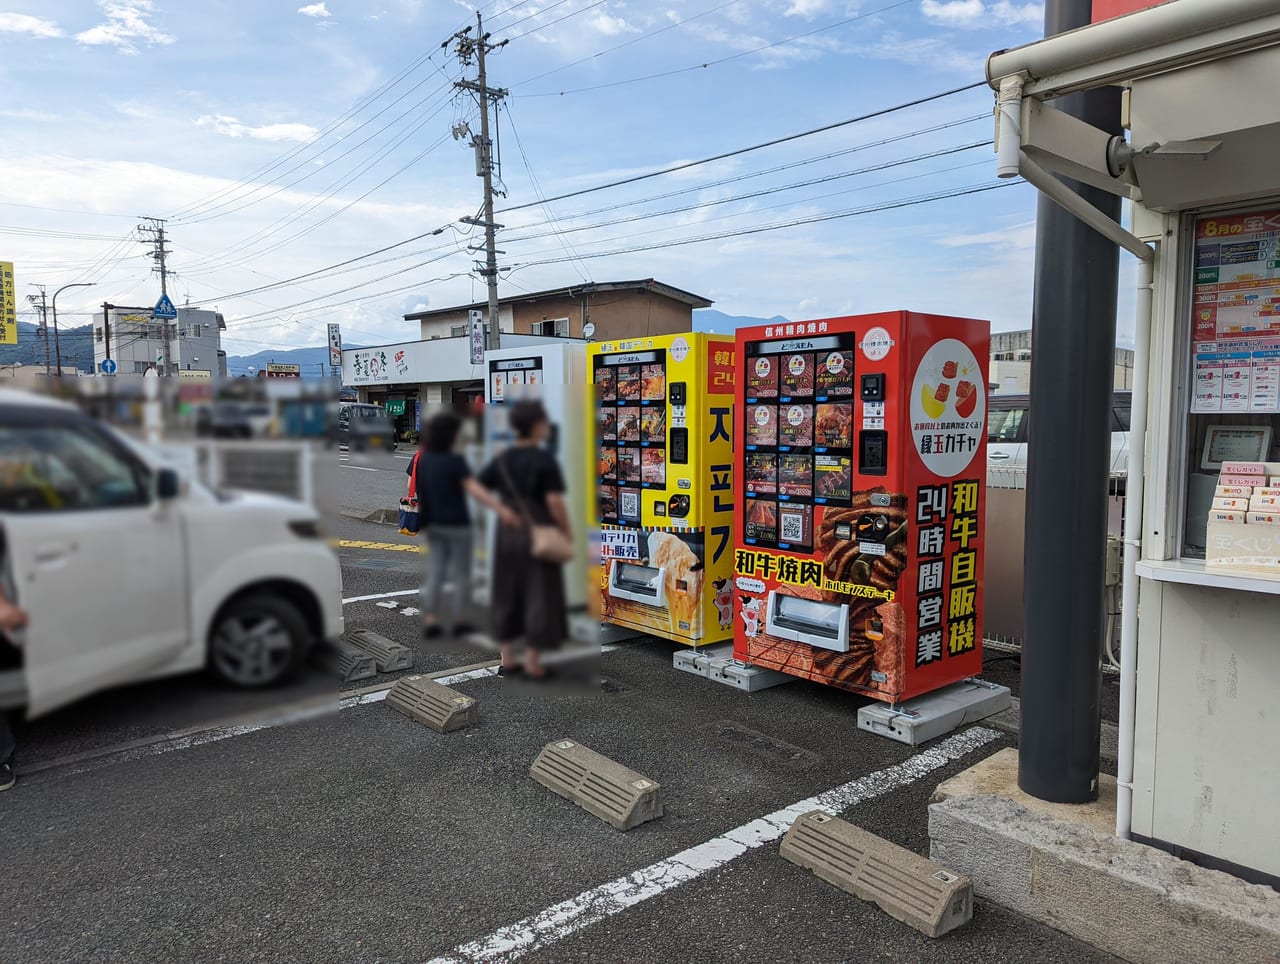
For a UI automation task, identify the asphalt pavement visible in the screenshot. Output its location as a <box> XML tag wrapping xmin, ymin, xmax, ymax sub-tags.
<box><xmin>0</xmin><ymin>447</ymin><xmax>1122</xmax><ymax>964</ymax></box>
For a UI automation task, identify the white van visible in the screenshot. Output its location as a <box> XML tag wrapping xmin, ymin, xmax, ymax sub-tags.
<box><xmin>0</xmin><ymin>389</ymin><xmax>344</xmax><ymax>717</ymax></box>
<box><xmin>988</xmin><ymin>391</ymin><xmax>1131</xmax><ymax>477</ymax></box>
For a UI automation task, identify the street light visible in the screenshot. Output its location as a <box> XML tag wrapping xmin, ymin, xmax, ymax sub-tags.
<box><xmin>52</xmin><ymin>282</ymin><xmax>95</xmax><ymax>375</ymax></box>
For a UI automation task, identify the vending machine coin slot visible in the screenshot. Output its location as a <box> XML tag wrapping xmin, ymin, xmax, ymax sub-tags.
<box><xmin>668</xmin><ymin>494</ymin><xmax>690</xmax><ymax>518</ymax></box>
<box><xmin>670</xmin><ymin>427</ymin><xmax>689</xmax><ymax>464</ymax></box>
<box><xmin>859</xmin><ymin>429</ymin><xmax>888</xmax><ymax>476</ymax></box>
<box><xmin>860</xmin><ymin>372</ymin><xmax>886</xmax><ymax>402</ymax></box>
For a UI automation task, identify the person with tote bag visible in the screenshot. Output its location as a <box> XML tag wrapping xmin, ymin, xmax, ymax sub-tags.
<box><xmin>477</xmin><ymin>400</ymin><xmax>573</xmax><ymax>680</ymax></box>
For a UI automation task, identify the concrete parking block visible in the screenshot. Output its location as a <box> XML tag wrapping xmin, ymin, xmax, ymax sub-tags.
<box><xmin>344</xmin><ymin>629</ymin><xmax>414</xmax><ymax>672</ymax></box>
<box><xmin>781</xmin><ymin>810</ymin><xmax>973</xmax><ymax>938</ymax></box>
<box><xmin>385</xmin><ymin>675</ymin><xmax>479</xmax><ymax>733</ymax></box>
<box><xmin>530</xmin><ymin>739</ymin><xmax>664</xmax><ymax>831</ymax></box>
<box><xmin>318</xmin><ymin>640</ymin><xmax>377</xmax><ymax>683</ymax></box>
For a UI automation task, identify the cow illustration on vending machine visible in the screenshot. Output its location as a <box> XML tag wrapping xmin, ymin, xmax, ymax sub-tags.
<box><xmin>732</xmin><ymin>311</ymin><xmax>989</xmax><ymax>703</ymax></box>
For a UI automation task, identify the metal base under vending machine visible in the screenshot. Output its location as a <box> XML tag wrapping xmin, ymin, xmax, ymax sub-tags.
<box><xmin>589</xmin><ymin>332</ymin><xmax>737</xmax><ymax>647</ymax></box>
<box><xmin>732</xmin><ymin>311</ymin><xmax>990</xmax><ymax>704</ymax></box>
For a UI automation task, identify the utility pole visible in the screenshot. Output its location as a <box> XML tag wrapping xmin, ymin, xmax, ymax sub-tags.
<box><xmin>139</xmin><ymin>216</ymin><xmax>173</xmax><ymax>374</ymax></box>
<box><xmin>1019</xmin><ymin>0</ymin><xmax>1122</xmax><ymax>805</ymax></box>
<box><xmin>447</xmin><ymin>13</ymin><xmax>508</xmax><ymax>351</ymax></box>
<box><xmin>26</xmin><ymin>285</ymin><xmax>49</xmax><ymax>375</ymax></box>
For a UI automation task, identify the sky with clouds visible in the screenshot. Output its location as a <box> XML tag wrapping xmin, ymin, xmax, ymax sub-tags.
<box><xmin>0</xmin><ymin>0</ymin><xmax>1136</xmax><ymax>357</ymax></box>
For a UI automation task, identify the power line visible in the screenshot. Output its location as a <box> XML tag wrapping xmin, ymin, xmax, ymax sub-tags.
<box><xmin>510</xmin><ymin>0</ymin><xmax>745</xmax><ymax>88</ymax></box>
<box><xmin>508</xmin><ymin>114</ymin><xmax>988</xmax><ymax>231</ymax></box>
<box><xmin>520</xmin><ymin>0</ymin><xmax>915</xmax><ymax>98</ymax></box>
<box><xmin>167</xmin><ymin>48</ymin><xmax>447</xmax><ymax>220</ymax></box>
<box><xmin>505</xmin><ymin>0</ymin><xmax>610</xmax><ymax>41</ymax></box>
<box><xmin>500</xmin><ymin>142</ymin><xmax>993</xmax><ymax>245</ymax></box>
<box><xmin>506</xmin><ymin>180</ymin><xmax>1025</xmax><ymax>270</ymax></box>
<box><xmin>498</xmin><ymin>82</ymin><xmax>986</xmax><ymax>213</ymax></box>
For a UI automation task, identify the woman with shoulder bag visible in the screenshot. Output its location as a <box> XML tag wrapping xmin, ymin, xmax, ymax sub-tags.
<box><xmin>477</xmin><ymin>399</ymin><xmax>572</xmax><ymax>680</ymax></box>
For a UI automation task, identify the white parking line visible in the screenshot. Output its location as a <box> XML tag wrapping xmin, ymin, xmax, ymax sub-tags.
<box><xmin>427</xmin><ymin>726</ymin><xmax>1001</xmax><ymax>964</ymax></box>
<box><xmin>341</xmin><ymin>465</ymin><xmax>379</xmax><ymax>472</ymax></box>
<box><xmin>342</xmin><ymin>589</ymin><xmax>419</xmax><ymax>604</ymax></box>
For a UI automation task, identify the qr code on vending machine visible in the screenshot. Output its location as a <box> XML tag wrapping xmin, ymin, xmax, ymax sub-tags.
<box><xmin>780</xmin><ymin>510</ymin><xmax>803</xmax><ymax>542</ymax></box>
<box><xmin>621</xmin><ymin>490</ymin><xmax>640</xmax><ymax>520</ymax></box>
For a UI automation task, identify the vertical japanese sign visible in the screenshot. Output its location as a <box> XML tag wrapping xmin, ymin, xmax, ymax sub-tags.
<box><xmin>328</xmin><ymin>323</ymin><xmax>342</xmax><ymax>368</ymax></box>
<box><xmin>469</xmin><ymin>309</ymin><xmax>485</xmax><ymax>365</ymax></box>
<box><xmin>0</xmin><ymin>262</ymin><xmax>15</xmax><ymax>345</ymax></box>
<box><xmin>1191</xmin><ymin>208</ymin><xmax>1280</xmax><ymax>413</ymax></box>
<box><xmin>912</xmin><ymin>480</ymin><xmax>980</xmax><ymax>667</ymax></box>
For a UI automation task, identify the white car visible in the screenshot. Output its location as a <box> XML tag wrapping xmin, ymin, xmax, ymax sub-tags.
<box><xmin>987</xmin><ymin>391</ymin><xmax>1131</xmax><ymax>478</ymax></box>
<box><xmin>0</xmin><ymin>388</ymin><xmax>344</xmax><ymax>717</ymax></box>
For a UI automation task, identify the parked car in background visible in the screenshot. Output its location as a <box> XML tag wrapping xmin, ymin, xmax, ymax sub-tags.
<box><xmin>988</xmin><ymin>391</ymin><xmax>1131</xmax><ymax>476</ymax></box>
<box><xmin>328</xmin><ymin>402</ymin><xmax>397</xmax><ymax>451</ymax></box>
<box><xmin>196</xmin><ymin>401</ymin><xmax>274</xmax><ymax>439</ymax></box>
<box><xmin>0</xmin><ymin>388</ymin><xmax>343</xmax><ymax>717</ymax></box>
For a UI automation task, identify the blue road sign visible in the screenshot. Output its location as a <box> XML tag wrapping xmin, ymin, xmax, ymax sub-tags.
<box><xmin>153</xmin><ymin>293</ymin><xmax>177</xmax><ymax>320</ymax></box>
<box><xmin>100</xmin><ymin>358</ymin><xmax>117</xmax><ymax>375</ymax></box>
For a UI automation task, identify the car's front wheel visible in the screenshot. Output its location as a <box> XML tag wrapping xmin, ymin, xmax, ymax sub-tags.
<box><xmin>208</xmin><ymin>593</ymin><xmax>310</xmax><ymax>688</ymax></box>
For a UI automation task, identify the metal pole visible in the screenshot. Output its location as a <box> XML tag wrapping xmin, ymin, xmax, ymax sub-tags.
<box><xmin>475</xmin><ymin>11</ymin><xmax>501</xmax><ymax>352</ymax></box>
<box><xmin>1018</xmin><ymin>0</ymin><xmax>1121</xmax><ymax>804</ymax></box>
<box><xmin>51</xmin><ymin>282</ymin><xmax>94</xmax><ymax>376</ymax></box>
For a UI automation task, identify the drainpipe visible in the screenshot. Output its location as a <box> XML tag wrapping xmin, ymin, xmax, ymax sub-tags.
<box><xmin>994</xmin><ymin>78</ymin><xmax>1154</xmax><ymax>833</ymax></box>
<box><xmin>1116</xmin><ymin>254</ymin><xmax>1153</xmax><ymax>840</ymax></box>
<box><xmin>995</xmin><ymin>75</ymin><xmax>1024</xmax><ymax>179</ymax></box>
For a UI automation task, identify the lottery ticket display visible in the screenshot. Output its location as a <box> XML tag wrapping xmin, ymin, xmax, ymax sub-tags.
<box><xmin>1192</xmin><ymin>208</ymin><xmax>1280</xmax><ymax>414</ymax></box>
<box><xmin>732</xmin><ymin>311</ymin><xmax>990</xmax><ymax>703</ymax></box>
<box><xmin>588</xmin><ymin>332</ymin><xmax>737</xmax><ymax>646</ymax></box>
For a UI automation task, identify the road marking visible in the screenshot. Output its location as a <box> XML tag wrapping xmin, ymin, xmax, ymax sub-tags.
<box><xmin>25</xmin><ymin>665</ymin><xmax>501</xmax><ymax>779</ymax></box>
<box><xmin>342</xmin><ymin>589</ymin><xmax>419</xmax><ymax>604</ymax></box>
<box><xmin>427</xmin><ymin>726</ymin><xmax>1001</xmax><ymax>964</ymax></box>
<box><xmin>340</xmin><ymin>666</ymin><xmax>497</xmax><ymax>708</ymax></box>
<box><xmin>342</xmin><ymin>465</ymin><xmax>379</xmax><ymax>472</ymax></box>
<box><xmin>338</xmin><ymin>540</ymin><xmax>423</xmax><ymax>553</ymax></box>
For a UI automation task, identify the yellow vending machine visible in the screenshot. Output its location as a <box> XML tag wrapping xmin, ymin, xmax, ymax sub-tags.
<box><xmin>588</xmin><ymin>332</ymin><xmax>737</xmax><ymax>646</ymax></box>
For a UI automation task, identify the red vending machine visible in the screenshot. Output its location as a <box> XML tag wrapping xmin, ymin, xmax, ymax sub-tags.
<box><xmin>732</xmin><ymin>311</ymin><xmax>989</xmax><ymax>703</ymax></box>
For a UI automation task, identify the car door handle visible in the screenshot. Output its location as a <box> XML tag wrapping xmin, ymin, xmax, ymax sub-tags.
<box><xmin>989</xmin><ymin>452</ymin><xmax>1011</xmax><ymax>460</ymax></box>
<box><xmin>33</xmin><ymin>542</ymin><xmax>74</xmax><ymax>565</ymax></box>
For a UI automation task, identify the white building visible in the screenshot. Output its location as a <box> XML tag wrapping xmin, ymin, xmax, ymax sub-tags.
<box><xmin>93</xmin><ymin>305</ymin><xmax>228</xmax><ymax>377</ymax></box>
<box><xmin>990</xmin><ymin>328</ymin><xmax>1134</xmax><ymax>394</ymax></box>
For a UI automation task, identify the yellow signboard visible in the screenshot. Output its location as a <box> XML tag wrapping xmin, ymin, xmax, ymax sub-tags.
<box><xmin>0</xmin><ymin>262</ymin><xmax>15</xmax><ymax>345</ymax></box>
<box><xmin>178</xmin><ymin>369</ymin><xmax>212</xmax><ymax>380</ymax></box>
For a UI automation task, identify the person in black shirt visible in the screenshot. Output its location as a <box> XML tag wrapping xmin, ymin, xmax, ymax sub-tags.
<box><xmin>412</xmin><ymin>412</ymin><xmax>517</xmax><ymax>639</ymax></box>
<box><xmin>477</xmin><ymin>399</ymin><xmax>572</xmax><ymax>680</ymax></box>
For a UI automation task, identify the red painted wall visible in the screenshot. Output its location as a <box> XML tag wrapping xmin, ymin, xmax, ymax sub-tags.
<box><xmin>1093</xmin><ymin>0</ymin><xmax>1173</xmax><ymax>23</ymax></box>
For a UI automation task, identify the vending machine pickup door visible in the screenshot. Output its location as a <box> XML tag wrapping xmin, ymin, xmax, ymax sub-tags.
<box><xmin>609</xmin><ymin>559</ymin><xmax>668</xmax><ymax>608</ymax></box>
<box><xmin>765</xmin><ymin>592</ymin><xmax>850</xmax><ymax>653</ymax></box>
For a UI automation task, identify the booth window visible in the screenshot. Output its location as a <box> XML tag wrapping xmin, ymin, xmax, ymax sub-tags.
<box><xmin>1179</xmin><ymin>202</ymin><xmax>1280</xmax><ymax>560</ymax></box>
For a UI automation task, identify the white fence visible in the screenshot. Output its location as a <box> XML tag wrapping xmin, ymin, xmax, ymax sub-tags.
<box><xmin>149</xmin><ymin>440</ymin><xmax>315</xmax><ymax>505</ymax></box>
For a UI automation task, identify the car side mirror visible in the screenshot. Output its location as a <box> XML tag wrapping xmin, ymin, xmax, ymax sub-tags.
<box><xmin>157</xmin><ymin>468</ymin><xmax>180</xmax><ymax>500</ymax></box>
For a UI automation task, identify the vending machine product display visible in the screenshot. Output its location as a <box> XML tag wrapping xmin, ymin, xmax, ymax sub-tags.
<box><xmin>588</xmin><ymin>332</ymin><xmax>736</xmax><ymax>646</ymax></box>
<box><xmin>732</xmin><ymin>311</ymin><xmax>989</xmax><ymax>703</ymax></box>
<box><xmin>482</xmin><ymin>343</ymin><xmax>591</xmax><ymax>636</ymax></box>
